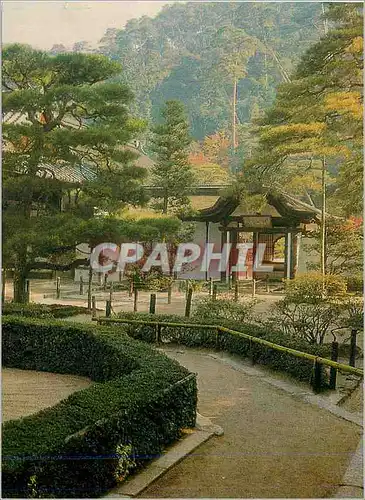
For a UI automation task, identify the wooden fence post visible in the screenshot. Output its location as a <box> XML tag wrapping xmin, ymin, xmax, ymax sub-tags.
<box><xmin>88</xmin><ymin>268</ymin><xmax>93</xmax><ymax>310</ymax></box>
<box><xmin>133</xmin><ymin>288</ymin><xmax>138</xmax><ymax>312</ymax></box>
<box><xmin>156</xmin><ymin>324</ymin><xmax>162</xmax><ymax>344</ymax></box>
<box><xmin>234</xmin><ymin>281</ymin><xmax>239</xmax><ymax>302</ymax></box>
<box><xmin>92</xmin><ymin>296</ymin><xmax>96</xmax><ymax>318</ymax></box>
<box><xmin>185</xmin><ymin>288</ymin><xmax>193</xmax><ymax>318</ymax></box>
<box><xmin>106</xmin><ymin>299</ymin><xmax>111</xmax><ymax>318</ymax></box>
<box><xmin>56</xmin><ymin>277</ymin><xmax>61</xmax><ymax>299</ymax></box>
<box><xmin>149</xmin><ymin>293</ymin><xmax>156</xmax><ymax>314</ymax></box>
<box><xmin>212</xmin><ymin>283</ymin><xmax>218</xmax><ymax>301</ymax></box>
<box><xmin>249</xmin><ymin>338</ymin><xmax>256</xmax><ymax>365</ymax></box>
<box><xmin>252</xmin><ymin>278</ymin><xmax>256</xmax><ymax>298</ymax></box>
<box><xmin>167</xmin><ymin>282</ymin><xmax>172</xmax><ymax>304</ymax></box>
<box><xmin>26</xmin><ymin>279</ymin><xmax>30</xmax><ymax>303</ymax></box>
<box><xmin>2</xmin><ymin>269</ymin><xmax>6</xmax><ymax>304</ymax></box>
<box><xmin>79</xmin><ymin>276</ymin><xmax>84</xmax><ymax>295</ymax></box>
<box><xmin>349</xmin><ymin>329</ymin><xmax>357</xmax><ymax>367</ymax></box>
<box><xmin>329</xmin><ymin>341</ymin><xmax>339</xmax><ymax>390</ymax></box>
<box><xmin>311</xmin><ymin>359</ymin><xmax>322</xmax><ymax>393</ymax></box>
<box><xmin>215</xmin><ymin>327</ymin><xmax>221</xmax><ymax>350</ymax></box>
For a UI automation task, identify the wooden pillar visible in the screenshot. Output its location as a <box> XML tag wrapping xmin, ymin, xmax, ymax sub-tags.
<box><xmin>290</xmin><ymin>231</ymin><xmax>296</xmax><ymax>279</ymax></box>
<box><xmin>252</xmin><ymin>231</ymin><xmax>259</xmax><ymax>280</ymax></box>
<box><xmin>230</xmin><ymin>227</ymin><xmax>238</xmax><ymax>283</ymax></box>
<box><xmin>220</xmin><ymin>226</ymin><xmax>227</xmax><ymax>283</ymax></box>
<box><xmin>226</xmin><ymin>230</ymin><xmax>230</xmax><ymax>284</ymax></box>
<box><xmin>284</xmin><ymin>231</ymin><xmax>294</xmax><ymax>280</ymax></box>
<box><xmin>205</xmin><ymin>221</ymin><xmax>210</xmax><ymax>281</ymax></box>
<box><xmin>290</xmin><ymin>231</ymin><xmax>301</xmax><ymax>278</ymax></box>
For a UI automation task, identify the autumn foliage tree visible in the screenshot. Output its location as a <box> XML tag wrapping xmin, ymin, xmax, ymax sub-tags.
<box><xmin>248</xmin><ymin>3</ymin><xmax>363</xmax><ymax>216</ymax></box>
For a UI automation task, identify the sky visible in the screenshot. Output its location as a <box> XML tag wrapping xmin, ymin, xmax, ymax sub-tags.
<box><xmin>1</xmin><ymin>1</ymin><xmax>171</xmax><ymax>50</ymax></box>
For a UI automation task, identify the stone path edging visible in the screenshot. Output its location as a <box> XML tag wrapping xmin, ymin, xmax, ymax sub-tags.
<box><xmin>104</xmin><ymin>413</ymin><xmax>223</xmax><ymax>498</ymax></box>
<box><xmin>334</xmin><ymin>437</ymin><xmax>364</xmax><ymax>498</ymax></box>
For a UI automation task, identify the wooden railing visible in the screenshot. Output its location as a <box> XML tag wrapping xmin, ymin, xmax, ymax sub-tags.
<box><xmin>94</xmin><ymin>317</ymin><xmax>363</xmax><ymax>391</ymax></box>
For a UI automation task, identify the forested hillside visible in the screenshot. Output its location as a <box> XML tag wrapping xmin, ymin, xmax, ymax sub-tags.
<box><xmin>96</xmin><ymin>2</ymin><xmax>324</xmax><ymax>139</ymax></box>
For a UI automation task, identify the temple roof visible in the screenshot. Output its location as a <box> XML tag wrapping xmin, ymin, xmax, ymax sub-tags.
<box><xmin>183</xmin><ymin>192</ymin><xmax>319</xmax><ymax>225</ymax></box>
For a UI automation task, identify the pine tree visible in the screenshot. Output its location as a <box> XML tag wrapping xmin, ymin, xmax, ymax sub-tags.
<box><xmin>208</xmin><ymin>26</ymin><xmax>259</xmax><ymax>151</ymax></box>
<box><xmin>150</xmin><ymin>100</ymin><xmax>195</xmax><ymax>215</ymax></box>
<box><xmin>247</xmin><ymin>3</ymin><xmax>362</xmax><ymax>216</ymax></box>
<box><xmin>2</xmin><ymin>44</ymin><xmax>180</xmax><ymax>302</ymax></box>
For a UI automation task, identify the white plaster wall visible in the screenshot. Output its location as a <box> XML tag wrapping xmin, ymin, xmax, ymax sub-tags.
<box><xmin>297</xmin><ymin>236</ymin><xmax>320</xmax><ymax>274</ymax></box>
<box><xmin>178</xmin><ymin>221</ymin><xmax>222</xmax><ymax>280</ymax></box>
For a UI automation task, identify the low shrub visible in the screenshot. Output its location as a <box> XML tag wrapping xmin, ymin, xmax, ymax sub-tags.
<box><xmin>2</xmin><ymin>317</ymin><xmax>196</xmax><ymax>498</ymax></box>
<box><xmin>125</xmin><ymin>266</ymin><xmax>173</xmax><ymax>292</ymax></box>
<box><xmin>268</xmin><ymin>273</ymin><xmax>363</xmax><ymax>345</ymax></box>
<box><xmin>192</xmin><ymin>297</ymin><xmax>255</xmax><ymax>323</ymax></box>
<box><xmin>114</xmin><ymin>311</ymin><xmax>330</xmax><ymax>385</ymax></box>
<box><xmin>346</xmin><ymin>274</ymin><xmax>364</xmax><ymax>294</ymax></box>
<box><xmin>265</xmin><ymin>300</ymin><xmax>343</xmax><ymax>345</ymax></box>
<box><xmin>283</xmin><ymin>273</ymin><xmax>348</xmax><ymax>303</ymax></box>
<box><xmin>2</xmin><ymin>303</ymin><xmax>89</xmax><ymax>318</ymax></box>
<box><xmin>178</xmin><ymin>279</ymin><xmax>207</xmax><ymax>293</ymax></box>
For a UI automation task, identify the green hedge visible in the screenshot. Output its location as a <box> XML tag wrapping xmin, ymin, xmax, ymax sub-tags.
<box><xmin>115</xmin><ymin>311</ymin><xmax>330</xmax><ymax>385</ymax></box>
<box><xmin>2</xmin><ymin>303</ymin><xmax>89</xmax><ymax>318</ymax></box>
<box><xmin>2</xmin><ymin>317</ymin><xmax>197</xmax><ymax>498</ymax></box>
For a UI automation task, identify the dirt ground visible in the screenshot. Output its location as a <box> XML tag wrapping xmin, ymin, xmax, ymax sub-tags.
<box><xmin>3</xmin><ymin>278</ymin><xmax>280</xmax><ymax>317</ymax></box>
<box><xmin>4</xmin><ymin>278</ymin><xmax>363</xmax><ymax>349</ymax></box>
<box><xmin>2</xmin><ymin>368</ymin><xmax>92</xmax><ymax>422</ymax></box>
<box><xmin>140</xmin><ymin>347</ymin><xmax>362</xmax><ymax>499</ymax></box>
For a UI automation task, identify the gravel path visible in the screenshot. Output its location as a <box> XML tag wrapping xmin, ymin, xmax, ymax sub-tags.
<box><xmin>2</xmin><ymin>368</ymin><xmax>92</xmax><ymax>422</ymax></box>
<box><xmin>140</xmin><ymin>347</ymin><xmax>362</xmax><ymax>499</ymax></box>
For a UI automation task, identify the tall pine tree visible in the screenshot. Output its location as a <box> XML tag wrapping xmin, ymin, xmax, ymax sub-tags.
<box><xmin>150</xmin><ymin>100</ymin><xmax>195</xmax><ymax>215</ymax></box>
<box><xmin>247</xmin><ymin>3</ymin><xmax>363</xmax><ymax>216</ymax></box>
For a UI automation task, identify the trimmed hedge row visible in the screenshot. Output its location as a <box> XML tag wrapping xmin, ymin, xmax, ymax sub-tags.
<box><xmin>2</xmin><ymin>317</ymin><xmax>197</xmax><ymax>498</ymax></box>
<box><xmin>2</xmin><ymin>303</ymin><xmax>90</xmax><ymax>318</ymax></box>
<box><xmin>115</xmin><ymin>311</ymin><xmax>331</xmax><ymax>385</ymax></box>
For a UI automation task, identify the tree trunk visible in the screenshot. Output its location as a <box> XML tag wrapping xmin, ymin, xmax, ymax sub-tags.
<box><xmin>13</xmin><ymin>271</ymin><xmax>28</xmax><ymax>303</ymax></box>
<box><xmin>320</xmin><ymin>156</ymin><xmax>326</xmax><ymax>278</ymax></box>
<box><xmin>13</xmin><ymin>247</ymin><xmax>29</xmax><ymax>303</ymax></box>
<box><xmin>232</xmin><ymin>78</ymin><xmax>237</xmax><ymax>150</ymax></box>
